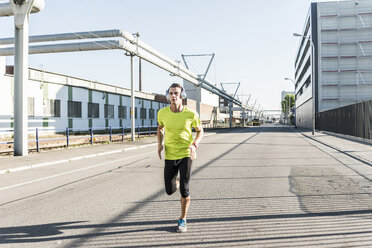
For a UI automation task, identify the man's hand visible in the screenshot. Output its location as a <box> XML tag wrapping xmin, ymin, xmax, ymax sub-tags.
<box><xmin>158</xmin><ymin>144</ymin><xmax>163</xmax><ymax>160</ymax></box>
<box><xmin>189</xmin><ymin>144</ymin><xmax>197</xmax><ymax>160</ymax></box>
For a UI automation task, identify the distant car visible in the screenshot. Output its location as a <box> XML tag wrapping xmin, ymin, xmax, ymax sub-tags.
<box><xmin>252</xmin><ymin>119</ymin><xmax>260</xmax><ymax>126</ymax></box>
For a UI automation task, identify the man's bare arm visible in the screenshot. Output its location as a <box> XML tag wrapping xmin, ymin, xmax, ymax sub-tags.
<box><xmin>189</xmin><ymin>125</ymin><xmax>203</xmax><ymax>160</ymax></box>
<box><xmin>157</xmin><ymin>125</ymin><xmax>164</xmax><ymax>159</ymax></box>
<box><xmin>193</xmin><ymin>125</ymin><xmax>204</xmax><ymax>146</ymax></box>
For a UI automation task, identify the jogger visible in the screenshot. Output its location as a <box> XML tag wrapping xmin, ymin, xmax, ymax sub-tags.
<box><xmin>157</xmin><ymin>83</ymin><xmax>203</xmax><ymax>232</ymax></box>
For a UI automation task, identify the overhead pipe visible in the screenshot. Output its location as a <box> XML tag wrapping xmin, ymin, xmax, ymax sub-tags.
<box><xmin>0</xmin><ymin>29</ymin><xmax>243</xmax><ymax>106</ymax></box>
<box><xmin>0</xmin><ymin>29</ymin><xmax>202</xmax><ymax>89</ymax></box>
<box><xmin>0</xmin><ymin>39</ymin><xmax>198</xmax><ymax>88</ymax></box>
<box><xmin>0</xmin><ymin>29</ymin><xmax>122</xmax><ymax>45</ymax></box>
<box><xmin>16</xmin><ymin>41</ymin><xmax>234</xmax><ymax>101</ymax></box>
<box><xmin>5</xmin><ymin>42</ymin><xmax>234</xmax><ymax>103</ymax></box>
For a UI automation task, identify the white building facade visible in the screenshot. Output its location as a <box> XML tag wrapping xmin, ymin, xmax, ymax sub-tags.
<box><xmin>294</xmin><ymin>0</ymin><xmax>372</xmax><ymax>129</ymax></box>
<box><xmin>0</xmin><ymin>61</ymin><xmax>168</xmax><ymax>132</ymax></box>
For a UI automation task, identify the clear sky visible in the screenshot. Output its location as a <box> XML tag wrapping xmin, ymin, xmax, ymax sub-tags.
<box><xmin>0</xmin><ymin>0</ymin><xmax>341</xmax><ymax>110</ymax></box>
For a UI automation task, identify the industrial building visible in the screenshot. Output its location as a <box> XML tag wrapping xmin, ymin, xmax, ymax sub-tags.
<box><xmin>294</xmin><ymin>0</ymin><xmax>372</xmax><ymax>129</ymax></box>
<box><xmin>0</xmin><ymin>58</ymin><xmax>224</xmax><ymax>134</ymax></box>
<box><xmin>0</xmin><ymin>65</ymin><xmax>167</xmax><ymax>132</ymax></box>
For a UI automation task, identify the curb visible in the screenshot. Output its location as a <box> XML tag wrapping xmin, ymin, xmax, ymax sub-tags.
<box><xmin>320</xmin><ymin>130</ymin><xmax>372</xmax><ymax>146</ymax></box>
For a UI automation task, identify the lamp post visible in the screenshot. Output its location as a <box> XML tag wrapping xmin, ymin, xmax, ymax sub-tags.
<box><xmin>293</xmin><ymin>33</ymin><xmax>315</xmax><ymax>135</ymax></box>
<box><xmin>284</xmin><ymin>77</ymin><xmax>295</xmax><ymax>127</ymax></box>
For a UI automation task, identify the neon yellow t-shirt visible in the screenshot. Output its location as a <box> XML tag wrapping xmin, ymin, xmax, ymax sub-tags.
<box><xmin>157</xmin><ymin>106</ymin><xmax>201</xmax><ymax>160</ymax></box>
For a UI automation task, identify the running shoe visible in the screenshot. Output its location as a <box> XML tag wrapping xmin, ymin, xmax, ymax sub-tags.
<box><xmin>176</xmin><ymin>219</ymin><xmax>187</xmax><ymax>233</ymax></box>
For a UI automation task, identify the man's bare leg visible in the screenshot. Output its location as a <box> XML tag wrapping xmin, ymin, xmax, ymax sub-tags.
<box><xmin>176</xmin><ymin>196</ymin><xmax>190</xmax><ymax>232</ymax></box>
<box><xmin>180</xmin><ymin>196</ymin><xmax>190</xmax><ymax>220</ymax></box>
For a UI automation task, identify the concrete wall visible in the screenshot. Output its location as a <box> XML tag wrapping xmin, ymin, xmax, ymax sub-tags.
<box><xmin>201</xmin><ymin>86</ymin><xmax>219</xmax><ymax>107</ymax></box>
<box><xmin>296</xmin><ymin>98</ymin><xmax>313</xmax><ymax>129</ymax></box>
<box><xmin>183</xmin><ymin>80</ymin><xmax>201</xmax><ymax>116</ymax></box>
<box><xmin>183</xmin><ymin>79</ymin><xmax>222</xmax><ymax>123</ymax></box>
<box><xmin>183</xmin><ymin>98</ymin><xmax>219</xmax><ymax>124</ymax></box>
<box><xmin>200</xmin><ymin>102</ymin><xmax>218</xmax><ymax>124</ymax></box>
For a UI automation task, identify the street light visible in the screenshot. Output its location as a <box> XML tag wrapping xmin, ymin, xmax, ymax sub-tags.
<box><xmin>293</xmin><ymin>33</ymin><xmax>315</xmax><ymax>135</ymax></box>
<box><xmin>284</xmin><ymin>77</ymin><xmax>295</xmax><ymax>127</ymax></box>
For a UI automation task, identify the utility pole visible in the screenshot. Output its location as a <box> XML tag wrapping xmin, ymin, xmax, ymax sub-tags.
<box><xmin>221</xmin><ymin>82</ymin><xmax>240</xmax><ymax>129</ymax></box>
<box><xmin>130</xmin><ymin>54</ymin><xmax>135</xmax><ymax>141</ymax></box>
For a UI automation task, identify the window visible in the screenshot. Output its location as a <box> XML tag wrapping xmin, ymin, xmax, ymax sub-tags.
<box><xmin>88</xmin><ymin>102</ymin><xmax>99</xmax><ymax>118</ymax></box>
<box><xmin>44</xmin><ymin>99</ymin><xmax>61</xmax><ymax>117</ymax></box>
<box><xmin>299</xmin><ymin>87</ymin><xmax>304</xmax><ymax>96</ymax></box>
<box><xmin>68</xmin><ymin>101</ymin><xmax>82</xmax><ymax>118</ymax></box>
<box><xmin>305</xmin><ymin>76</ymin><xmax>311</xmax><ymax>88</ymax></box>
<box><xmin>140</xmin><ymin>108</ymin><xmax>147</xmax><ymax>119</ymax></box>
<box><xmin>149</xmin><ymin>109</ymin><xmax>155</xmax><ymax>119</ymax></box>
<box><xmin>118</xmin><ymin>106</ymin><xmax>127</xmax><ymax>119</ymax></box>
<box><xmin>104</xmin><ymin>104</ymin><xmax>114</xmax><ymax>119</ymax></box>
<box><xmin>28</xmin><ymin>97</ymin><xmax>35</xmax><ymax>117</ymax></box>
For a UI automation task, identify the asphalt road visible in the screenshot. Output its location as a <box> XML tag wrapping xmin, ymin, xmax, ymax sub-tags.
<box><xmin>1</xmin><ymin>124</ymin><xmax>372</xmax><ymax>247</ymax></box>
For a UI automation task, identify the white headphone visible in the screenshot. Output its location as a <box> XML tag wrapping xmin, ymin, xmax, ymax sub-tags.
<box><xmin>166</xmin><ymin>83</ymin><xmax>187</xmax><ymax>100</ymax></box>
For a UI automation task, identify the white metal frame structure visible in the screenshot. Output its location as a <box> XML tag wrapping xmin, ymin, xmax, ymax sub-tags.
<box><xmin>0</xmin><ymin>28</ymin><xmax>248</xmax><ymax>154</ymax></box>
<box><xmin>0</xmin><ymin>0</ymin><xmax>44</xmax><ymax>156</ymax></box>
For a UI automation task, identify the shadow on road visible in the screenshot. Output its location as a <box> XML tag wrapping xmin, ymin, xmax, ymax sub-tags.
<box><xmin>2</xmin><ymin>209</ymin><xmax>372</xmax><ymax>245</ymax></box>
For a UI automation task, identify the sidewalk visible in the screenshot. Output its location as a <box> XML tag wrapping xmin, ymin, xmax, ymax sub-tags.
<box><xmin>300</xmin><ymin>130</ymin><xmax>372</xmax><ymax>166</ymax></box>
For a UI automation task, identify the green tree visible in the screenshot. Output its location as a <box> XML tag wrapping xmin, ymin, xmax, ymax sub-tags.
<box><xmin>281</xmin><ymin>94</ymin><xmax>295</xmax><ymax>123</ymax></box>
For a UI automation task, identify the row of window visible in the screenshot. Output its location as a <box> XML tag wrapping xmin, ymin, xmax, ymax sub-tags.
<box><xmin>28</xmin><ymin>98</ymin><xmax>61</xmax><ymax>117</ymax></box>
<box><xmin>28</xmin><ymin>98</ymin><xmax>157</xmax><ymax>119</ymax></box>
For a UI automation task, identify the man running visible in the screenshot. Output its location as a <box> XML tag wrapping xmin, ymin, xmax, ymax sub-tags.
<box><xmin>157</xmin><ymin>83</ymin><xmax>204</xmax><ymax>233</ymax></box>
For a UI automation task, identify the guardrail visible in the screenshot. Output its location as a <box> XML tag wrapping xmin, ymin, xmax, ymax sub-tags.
<box><xmin>0</xmin><ymin>125</ymin><xmax>158</xmax><ymax>153</ymax></box>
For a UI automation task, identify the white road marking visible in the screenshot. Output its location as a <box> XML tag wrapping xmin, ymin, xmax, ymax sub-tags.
<box><xmin>0</xmin><ymin>143</ymin><xmax>158</xmax><ymax>175</ymax></box>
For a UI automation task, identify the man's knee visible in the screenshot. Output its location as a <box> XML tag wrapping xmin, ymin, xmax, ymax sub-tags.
<box><xmin>165</xmin><ymin>182</ymin><xmax>177</xmax><ymax>195</ymax></box>
<box><xmin>165</xmin><ymin>187</ymin><xmax>175</xmax><ymax>195</ymax></box>
<box><xmin>181</xmin><ymin>191</ymin><xmax>190</xmax><ymax>198</ymax></box>
<box><xmin>180</xmin><ymin>185</ymin><xmax>190</xmax><ymax>198</ymax></box>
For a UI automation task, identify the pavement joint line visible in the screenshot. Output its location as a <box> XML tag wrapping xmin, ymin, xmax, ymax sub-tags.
<box><xmin>0</xmin><ymin>132</ymin><xmax>216</xmax><ymax>175</ymax></box>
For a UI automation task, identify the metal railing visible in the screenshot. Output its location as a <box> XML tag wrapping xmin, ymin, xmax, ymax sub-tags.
<box><xmin>0</xmin><ymin>122</ymin><xmax>247</xmax><ymax>154</ymax></box>
<box><xmin>0</xmin><ymin>125</ymin><xmax>158</xmax><ymax>153</ymax></box>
